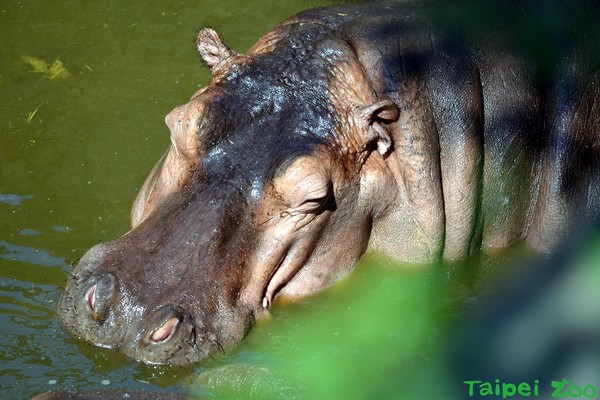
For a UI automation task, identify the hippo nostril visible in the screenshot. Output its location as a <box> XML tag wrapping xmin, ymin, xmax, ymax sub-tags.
<box><xmin>86</xmin><ymin>284</ymin><xmax>97</xmax><ymax>311</ymax></box>
<box><xmin>138</xmin><ymin>305</ymin><xmax>198</xmax><ymax>364</ymax></box>
<box><xmin>143</xmin><ymin>305</ymin><xmax>193</xmax><ymax>348</ymax></box>
<box><xmin>85</xmin><ymin>273</ymin><xmax>118</xmax><ymax>323</ymax></box>
<box><xmin>151</xmin><ymin>317</ymin><xmax>180</xmax><ymax>343</ymax></box>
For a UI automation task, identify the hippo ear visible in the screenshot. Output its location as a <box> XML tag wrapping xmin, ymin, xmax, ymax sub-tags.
<box><xmin>357</xmin><ymin>100</ymin><xmax>399</xmax><ymax>155</ymax></box>
<box><xmin>196</xmin><ymin>28</ymin><xmax>237</xmax><ymax>74</ymax></box>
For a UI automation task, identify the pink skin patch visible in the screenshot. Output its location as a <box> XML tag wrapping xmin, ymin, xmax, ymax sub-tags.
<box><xmin>151</xmin><ymin>317</ymin><xmax>180</xmax><ymax>342</ymax></box>
<box><xmin>86</xmin><ymin>284</ymin><xmax>97</xmax><ymax>311</ymax></box>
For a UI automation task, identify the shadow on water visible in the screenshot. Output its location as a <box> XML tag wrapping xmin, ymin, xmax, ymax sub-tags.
<box><xmin>2</xmin><ymin>1</ymin><xmax>600</xmax><ymax>399</ymax></box>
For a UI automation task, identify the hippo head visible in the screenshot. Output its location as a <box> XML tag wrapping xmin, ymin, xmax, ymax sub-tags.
<box><xmin>58</xmin><ymin>25</ymin><xmax>399</xmax><ymax>365</ymax></box>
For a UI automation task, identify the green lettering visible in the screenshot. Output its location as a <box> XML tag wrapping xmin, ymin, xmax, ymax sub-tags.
<box><xmin>568</xmin><ymin>385</ymin><xmax>582</xmax><ymax>397</ymax></box>
<box><xmin>463</xmin><ymin>381</ymin><xmax>482</xmax><ymax>397</ymax></box>
<box><xmin>552</xmin><ymin>381</ymin><xmax>567</xmax><ymax>398</ymax></box>
<box><xmin>503</xmin><ymin>383</ymin><xmax>517</xmax><ymax>398</ymax></box>
<box><xmin>534</xmin><ymin>380</ymin><xmax>539</xmax><ymax>396</ymax></box>
<box><xmin>583</xmin><ymin>385</ymin><xmax>597</xmax><ymax>398</ymax></box>
<box><xmin>518</xmin><ymin>382</ymin><xmax>531</xmax><ymax>396</ymax></box>
<box><xmin>481</xmin><ymin>382</ymin><xmax>494</xmax><ymax>396</ymax></box>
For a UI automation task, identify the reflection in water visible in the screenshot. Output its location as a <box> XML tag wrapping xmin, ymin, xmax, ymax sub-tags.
<box><xmin>0</xmin><ymin>193</ymin><xmax>34</xmax><ymax>206</ymax></box>
<box><xmin>0</xmin><ymin>241</ymin><xmax>65</xmax><ymax>267</ymax></box>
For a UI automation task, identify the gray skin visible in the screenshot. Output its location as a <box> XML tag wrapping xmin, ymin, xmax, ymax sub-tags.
<box><xmin>58</xmin><ymin>2</ymin><xmax>600</xmax><ymax>365</ymax></box>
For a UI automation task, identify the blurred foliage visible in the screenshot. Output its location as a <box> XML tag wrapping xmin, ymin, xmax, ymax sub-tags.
<box><xmin>195</xmin><ymin>252</ymin><xmax>468</xmax><ymax>399</ymax></box>
<box><xmin>195</xmin><ymin>229</ymin><xmax>600</xmax><ymax>399</ymax></box>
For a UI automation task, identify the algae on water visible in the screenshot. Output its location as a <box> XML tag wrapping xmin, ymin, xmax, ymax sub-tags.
<box><xmin>47</xmin><ymin>59</ymin><xmax>72</xmax><ymax>79</ymax></box>
<box><xmin>22</xmin><ymin>56</ymin><xmax>49</xmax><ymax>73</ymax></box>
<box><xmin>22</xmin><ymin>55</ymin><xmax>72</xmax><ymax>80</ymax></box>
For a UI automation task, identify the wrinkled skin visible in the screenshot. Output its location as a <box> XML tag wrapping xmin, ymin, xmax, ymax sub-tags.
<box><xmin>58</xmin><ymin>2</ymin><xmax>600</xmax><ymax>365</ymax></box>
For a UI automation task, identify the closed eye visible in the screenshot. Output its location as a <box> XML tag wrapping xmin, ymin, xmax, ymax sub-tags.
<box><xmin>295</xmin><ymin>182</ymin><xmax>332</xmax><ymax>213</ymax></box>
<box><xmin>275</xmin><ymin>155</ymin><xmax>334</xmax><ymax>214</ymax></box>
<box><xmin>297</xmin><ymin>196</ymin><xmax>327</xmax><ymax>212</ymax></box>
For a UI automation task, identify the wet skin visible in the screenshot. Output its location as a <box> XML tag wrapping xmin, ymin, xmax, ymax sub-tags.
<box><xmin>58</xmin><ymin>2</ymin><xmax>600</xmax><ymax>365</ymax></box>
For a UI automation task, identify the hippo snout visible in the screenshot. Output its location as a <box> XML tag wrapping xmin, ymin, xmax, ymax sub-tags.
<box><xmin>82</xmin><ymin>274</ymin><xmax>198</xmax><ymax>350</ymax></box>
<box><xmin>60</xmin><ymin>273</ymin><xmax>209</xmax><ymax>364</ymax></box>
<box><xmin>58</xmin><ymin>240</ymin><xmax>243</xmax><ymax>365</ymax></box>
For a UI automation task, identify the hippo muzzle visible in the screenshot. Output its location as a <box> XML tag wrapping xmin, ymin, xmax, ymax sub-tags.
<box><xmin>59</xmin><ymin>251</ymin><xmax>226</xmax><ymax>365</ymax></box>
<box><xmin>59</xmin><ymin>185</ymin><xmax>259</xmax><ymax>365</ymax></box>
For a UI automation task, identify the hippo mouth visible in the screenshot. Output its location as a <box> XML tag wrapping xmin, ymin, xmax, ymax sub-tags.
<box><xmin>60</xmin><ymin>272</ymin><xmax>226</xmax><ymax>364</ymax></box>
<box><xmin>58</xmin><ymin>237</ymin><xmax>249</xmax><ymax>366</ymax></box>
<box><xmin>83</xmin><ymin>274</ymin><xmax>195</xmax><ymax>346</ymax></box>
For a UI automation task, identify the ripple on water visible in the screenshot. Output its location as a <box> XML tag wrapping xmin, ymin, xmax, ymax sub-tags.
<box><xmin>0</xmin><ymin>240</ymin><xmax>66</xmax><ymax>267</ymax></box>
<box><xmin>0</xmin><ymin>193</ymin><xmax>34</xmax><ymax>206</ymax></box>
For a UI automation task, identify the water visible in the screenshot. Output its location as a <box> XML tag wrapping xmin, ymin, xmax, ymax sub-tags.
<box><xmin>2</xmin><ymin>1</ymin><xmax>600</xmax><ymax>399</ymax></box>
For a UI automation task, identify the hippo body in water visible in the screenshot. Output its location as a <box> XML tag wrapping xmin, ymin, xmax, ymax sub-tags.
<box><xmin>58</xmin><ymin>1</ymin><xmax>600</xmax><ymax>365</ymax></box>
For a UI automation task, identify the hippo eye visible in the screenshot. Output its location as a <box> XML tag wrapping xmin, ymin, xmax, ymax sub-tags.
<box><xmin>275</xmin><ymin>155</ymin><xmax>333</xmax><ymax>212</ymax></box>
<box><xmin>297</xmin><ymin>192</ymin><xmax>329</xmax><ymax>212</ymax></box>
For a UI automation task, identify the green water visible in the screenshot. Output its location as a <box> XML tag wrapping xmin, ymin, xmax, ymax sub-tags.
<box><xmin>2</xmin><ymin>1</ymin><xmax>600</xmax><ymax>399</ymax></box>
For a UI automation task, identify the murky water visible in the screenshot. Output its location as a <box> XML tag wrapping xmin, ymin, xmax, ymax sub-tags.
<box><xmin>2</xmin><ymin>1</ymin><xmax>600</xmax><ymax>399</ymax></box>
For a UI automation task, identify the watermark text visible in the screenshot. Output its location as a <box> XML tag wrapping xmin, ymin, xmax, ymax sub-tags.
<box><xmin>463</xmin><ymin>379</ymin><xmax>598</xmax><ymax>398</ymax></box>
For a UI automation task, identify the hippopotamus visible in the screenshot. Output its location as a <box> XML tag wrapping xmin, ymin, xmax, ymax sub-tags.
<box><xmin>58</xmin><ymin>1</ymin><xmax>600</xmax><ymax>365</ymax></box>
